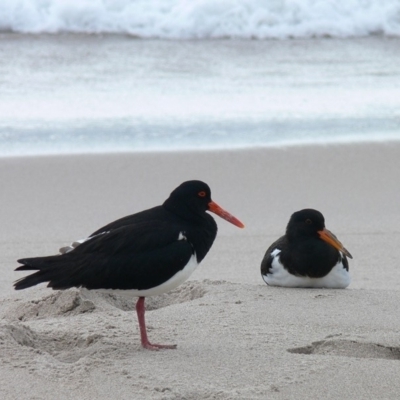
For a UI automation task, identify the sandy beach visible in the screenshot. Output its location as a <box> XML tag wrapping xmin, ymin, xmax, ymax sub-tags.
<box><xmin>1</xmin><ymin>142</ymin><xmax>400</xmax><ymax>399</ymax></box>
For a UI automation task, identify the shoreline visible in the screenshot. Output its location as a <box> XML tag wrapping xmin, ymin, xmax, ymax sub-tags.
<box><xmin>1</xmin><ymin>137</ymin><xmax>400</xmax><ymax>159</ymax></box>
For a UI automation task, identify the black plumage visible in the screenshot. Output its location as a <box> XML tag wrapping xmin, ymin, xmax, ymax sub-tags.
<box><xmin>261</xmin><ymin>209</ymin><xmax>352</xmax><ymax>288</ymax></box>
<box><xmin>15</xmin><ymin>180</ymin><xmax>244</xmax><ymax>349</ymax></box>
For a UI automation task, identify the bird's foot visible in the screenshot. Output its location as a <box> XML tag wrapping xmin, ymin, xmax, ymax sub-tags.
<box><xmin>142</xmin><ymin>341</ymin><xmax>177</xmax><ymax>351</ymax></box>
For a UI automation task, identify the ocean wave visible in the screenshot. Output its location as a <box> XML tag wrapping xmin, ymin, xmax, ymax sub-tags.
<box><xmin>1</xmin><ymin>0</ymin><xmax>399</xmax><ymax>38</ymax></box>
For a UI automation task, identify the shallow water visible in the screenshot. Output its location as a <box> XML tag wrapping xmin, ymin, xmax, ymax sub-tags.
<box><xmin>0</xmin><ymin>35</ymin><xmax>399</xmax><ymax>155</ymax></box>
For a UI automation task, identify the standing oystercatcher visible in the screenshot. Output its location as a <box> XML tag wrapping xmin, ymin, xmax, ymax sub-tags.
<box><xmin>261</xmin><ymin>209</ymin><xmax>352</xmax><ymax>288</ymax></box>
<box><xmin>15</xmin><ymin>180</ymin><xmax>244</xmax><ymax>350</ymax></box>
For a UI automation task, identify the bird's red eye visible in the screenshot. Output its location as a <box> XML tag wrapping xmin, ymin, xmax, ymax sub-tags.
<box><xmin>305</xmin><ymin>219</ymin><xmax>312</xmax><ymax>224</ymax></box>
<box><xmin>198</xmin><ymin>191</ymin><xmax>206</xmax><ymax>197</ymax></box>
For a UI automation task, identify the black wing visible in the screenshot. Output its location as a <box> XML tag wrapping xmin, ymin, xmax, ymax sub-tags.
<box><xmin>15</xmin><ymin>221</ymin><xmax>193</xmax><ymax>291</ymax></box>
<box><xmin>89</xmin><ymin>206</ymin><xmax>165</xmax><ymax>237</ymax></box>
<box><xmin>260</xmin><ymin>235</ymin><xmax>286</xmax><ymax>277</ymax></box>
<box><xmin>340</xmin><ymin>253</ymin><xmax>349</xmax><ymax>272</ymax></box>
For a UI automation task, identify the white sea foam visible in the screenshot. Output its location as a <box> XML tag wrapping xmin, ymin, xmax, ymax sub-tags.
<box><xmin>0</xmin><ymin>0</ymin><xmax>399</xmax><ymax>38</ymax></box>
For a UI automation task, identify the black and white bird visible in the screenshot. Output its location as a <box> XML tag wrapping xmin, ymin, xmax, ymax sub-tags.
<box><xmin>15</xmin><ymin>180</ymin><xmax>244</xmax><ymax>350</ymax></box>
<box><xmin>261</xmin><ymin>209</ymin><xmax>352</xmax><ymax>288</ymax></box>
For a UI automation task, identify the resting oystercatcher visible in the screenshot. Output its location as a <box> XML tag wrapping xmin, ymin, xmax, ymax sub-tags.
<box><xmin>14</xmin><ymin>180</ymin><xmax>244</xmax><ymax>350</ymax></box>
<box><xmin>261</xmin><ymin>209</ymin><xmax>352</xmax><ymax>288</ymax></box>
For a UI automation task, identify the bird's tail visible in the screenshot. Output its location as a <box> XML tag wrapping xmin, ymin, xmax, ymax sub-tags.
<box><xmin>14</xmin><ymin>255</ymin><xmax>78</xmax><ymax>290</ymax></box>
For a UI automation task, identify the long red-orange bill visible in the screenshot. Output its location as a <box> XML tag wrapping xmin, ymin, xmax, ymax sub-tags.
<box><xmin>208</xmin><ymin>201</ymin><xmax>245</xmax><ymax>228</ymax></box>
<box><xmin>318</xmin><ymin>228</ymin><xmax>352</xmax><ymax>259</ymax></box>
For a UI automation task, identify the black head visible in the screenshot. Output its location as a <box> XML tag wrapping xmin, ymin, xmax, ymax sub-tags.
<box><xmin>286</xmin><ymin>209</ymin><xmax>325</xmax><ymax>240</ymax></box>
<box><xmin>163</xmin><ymin>180</ymin><xmax>244</xmax><ymax>228</ymax></box>
<box><xmin>286</xmin><ymin>208</ymin><xmax>352</xmax><ymax>258</ymax></box>
<box><xmin>164</xmin><ymin>180</ymin><xmax>212</xmax><ymax>215</ymax></box>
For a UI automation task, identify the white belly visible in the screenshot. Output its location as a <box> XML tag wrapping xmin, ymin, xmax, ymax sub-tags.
<box><xmin>262</xmin><ymin>249</ymin><xmax>351</xmax><ymax>289</ymax></box>
<box><xmin>98</xmin><ymin>253</ymin><xmax>199</xmax><ymax>297</ymax></box>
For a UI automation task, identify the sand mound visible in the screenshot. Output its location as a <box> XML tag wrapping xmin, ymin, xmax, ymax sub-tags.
<box><xmin>3</xmin><ymin>281</ymin><xmax>207</xmax><ymax>323</ymax></box>
<box><xmin>9</xmin><ymin>290</ymin><xmax>96</xmax><ymax>321</ymax></box>
<box><xmin>288</xmin><ymin>338</ymin><xmax>400</xmax><ymax>360</ymax></box>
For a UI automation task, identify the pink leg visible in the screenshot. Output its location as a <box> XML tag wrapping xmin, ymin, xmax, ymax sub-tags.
<box><xmin>136</xmin><ymin>297</ymin><xmax>177</xmax><ymax>350</ymax></box>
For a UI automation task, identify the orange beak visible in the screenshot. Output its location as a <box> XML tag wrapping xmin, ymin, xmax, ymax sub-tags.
<box><xmin>208</xmin><ymin>201</ymin><xmax>245</xmax><ymax>228</ymax></box>
<box><xmin>318</xmin><ymin>228</ymin><xmax>352</xmax><ymax>259</ymax></box>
